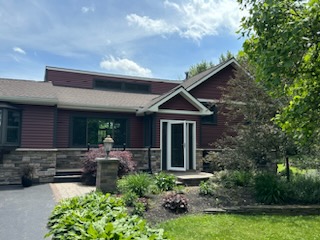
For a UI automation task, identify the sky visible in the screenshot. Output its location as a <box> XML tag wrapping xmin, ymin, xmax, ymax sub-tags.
<box><xmin>0</xmin><ymin>0</ymin><xmax>246</xmax><ymax>81</ymax></box>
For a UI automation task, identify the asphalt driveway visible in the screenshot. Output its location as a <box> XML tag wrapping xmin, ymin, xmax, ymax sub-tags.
<box><xmin>0</xmin><ymin>184</ymin><xmax>55</xmax><ymax>240</ymax></box>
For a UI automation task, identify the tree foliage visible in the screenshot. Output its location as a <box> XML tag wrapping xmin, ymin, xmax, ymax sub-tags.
<box><xmin>238</xmin><ymin>0</ymin><xmax>320</xmax><ymax>144</ymax></box>
<box><xmin>187</xmin><ymin>52</ymin><xmax>235</xmax><ymax>78</ymax></box>
<box><xmin>211</xmin><ymin>58</ymin><xmax>297</xmax><ymax>170</ymax></box>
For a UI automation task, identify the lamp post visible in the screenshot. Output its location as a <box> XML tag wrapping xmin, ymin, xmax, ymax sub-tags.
<box><xmin>103</xmin><ymin>135</ymin><xmax>114</xmax><ymax>159</ymax></box>
<box><xmin>96</xmin><ymin>135</ymin><xmax>119</xmax><ymax>193</ymax></box>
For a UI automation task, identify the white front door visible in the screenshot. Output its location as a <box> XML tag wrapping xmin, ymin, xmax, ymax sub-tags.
<box><xmin>161</xmin><ymin>120</ymin><xmax>196</xmax><ymax>171</ymax></box>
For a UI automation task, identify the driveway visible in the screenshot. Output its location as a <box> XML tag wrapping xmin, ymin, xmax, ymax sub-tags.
<box><xmin>0</xmin><ymin>184</ymin><xmax>55</xmax><ymax>240</ymax></box>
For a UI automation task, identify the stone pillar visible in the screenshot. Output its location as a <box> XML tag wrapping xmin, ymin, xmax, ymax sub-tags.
<box><xmin>96</xmin><ymin>157</ymin><xmax>119</xmax><ymax>193</ymax></box>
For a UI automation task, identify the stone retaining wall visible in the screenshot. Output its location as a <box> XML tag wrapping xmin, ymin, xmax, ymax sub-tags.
<box><xmin>0</xmin><ymin>147</ymin><xmax>207</xmax><ymax>185</ymax></box>
<box><xmin>0</xmin><ymin>149</ymin><xmax>57</xmax><ymax>185</ymax></box>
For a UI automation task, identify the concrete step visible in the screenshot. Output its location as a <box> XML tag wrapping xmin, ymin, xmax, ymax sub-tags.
<box><xmin>175</xmin><ymin>172</ymin><xmax>213</xmax><ymax>186</ymax></box>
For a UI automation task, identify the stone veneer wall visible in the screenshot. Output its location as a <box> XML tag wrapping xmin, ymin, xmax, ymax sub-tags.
<box><xmin>0</xmin><ymin>148</ymin><xmax>206</xmax><ymax>185</ymax></box>
<box><xmin>0</xmin><ymin>149</ymin><xmax>57</xmax><ymax>185</ymax></box>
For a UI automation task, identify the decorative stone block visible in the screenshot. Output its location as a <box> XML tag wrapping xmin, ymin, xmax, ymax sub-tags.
<box><xmin>96</xmin><ymin>157</ymin><xmax>119</xmax><ymax>194</ymax></box>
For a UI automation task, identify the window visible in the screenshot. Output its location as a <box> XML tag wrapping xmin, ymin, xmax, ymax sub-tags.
<box><xmin>94</xmin><ymin>79</ymin><xmax>150</xmax><ymax>93</ymax></box>
<box><xmin>0</xmin><ymin>104</ymin><xmax>21</xmax><ymax>147</ymax></box>
<box><xmin>72</xmin><ymin>117</ymin><xmax>127</xmax><ymax>147</ymax></box>
<box><xmin>201</xmin><ymin>103</ymin><xmax>217</xmax><ymax>125</ymax></box>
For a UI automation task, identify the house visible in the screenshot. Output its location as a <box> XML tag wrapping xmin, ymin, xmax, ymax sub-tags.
<box><xmin>0</xmin><ymin>58</ymin><xmax>241</xmax><ymax>184</ymax></box>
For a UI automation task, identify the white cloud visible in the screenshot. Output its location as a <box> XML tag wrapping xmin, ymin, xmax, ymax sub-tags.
<box><xmin>100</xmin><ymin>56</ymin><xmax>152</xmax><ymax>77</ymax></box>
<box><xmin>127</xmin><ymin>0</ymin><xmax>244</xmax><ymax>41</ymax></box>
<box><xmin>13</xmin><ymin>47</ymin><xmax>26</xmax><ymax>54</ymax></box>
<box><xmin>81</xmin><ymin>6</ymin><xmax>95</xmax><ymax>13</ymax></box>
<box><xmin>127</xmin><ymin>14</ymin><xmax>178</xmax><ymax>35</ymax></box>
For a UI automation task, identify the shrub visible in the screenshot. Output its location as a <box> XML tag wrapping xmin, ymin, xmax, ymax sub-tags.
<box><xmin>132</xmin><ymin>197</ymin><xmax>149</xmax><ymax>216</ymax></box>
<box><xmin>199</xmin><ymin>181</ymin><xmax>215</xmax><ymax>196</ymax></box>
<box><xmin>81</xmin><ymin>146</ymin><xmax>135</xmax><ymax>185</ymax></box>
<box><xmin>117</xmin><ymin>173</ymin><xmax>153</xmax><ymax>197</ymax></box>
<box><xmin>109</xmin><ymin>150</ymin><xmax>136</xmax><ymax>177</ymax></box>
<box><xmin>162</xmin><ymin>192</ymin><xmax>189</xmax><ymax>213</ymax></box>
<box><xmin>46</xmin><ymin>192</ymin><xmax>167</xmax><ymax>239</ymax></box>
<box><xmin>154</xmin><ymin>172</ymin><xmax>176</xmax><ymax>191</ymax></box>
<box><xmin>218</xmin><ymin>170</ymin><xmax>253</xmax><ymax>188</ymax></box>
<box><xmin>287</xmin><ymin>174</ymin><xmax>320</xmax><ymax>204</ymax></box>
<box><xmin>254</xmin><ymin>172</ymin><xmax>287</xmax><ymax>204</ymax></box>
<box><xmin>122</xmin><ymin>191</ymin><xmax>139</xmax><ymax>207</ymax></box>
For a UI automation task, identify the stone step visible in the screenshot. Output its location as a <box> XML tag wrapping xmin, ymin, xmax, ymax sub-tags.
<box><xmin>55</xmin><ymin>168</ymin><xmax>82</xmax><ymax>176</ymax></box>
<box><xmin>53</xmin><ymin>175</ymin><xmax>82</xmax><ymax>183</ymax></box>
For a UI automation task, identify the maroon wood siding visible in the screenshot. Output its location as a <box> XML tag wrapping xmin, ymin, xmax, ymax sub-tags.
<box><xmin>46</xmin><ymin>69</ymin><xmax>179</xmax><ymax>94</ymax></box>
<box><xmin>20</xmin><ymin>105</ymin><xmax>55</xmax><ymax>148</ymax></box>
<box><xmin>55</xmin><ymin>110</ymin><xmax>144</xmax><ymax>148</ymax></box>
<box><xmin>56</xmin><ymin>110</ymin><xmax>70</xmax><ymax>148</ymax></box>
<box><xmin>159</xmin><ymin>94</ymin><xmax>198</xmax><ymax>111</ymax></box>
<box><xmin>154</xmin><ymin>113</ymin><xmax>201</xmax><ymax>148</ymax></box>
<box><xmin>189</xmin><ymin>65</ymin><xmax>235</xmax><ymax>99</ymax></box>
<box><xmin>46</xmin><ymin>70</ymin><xmax>93</xmax><ymax>89</ymax></box>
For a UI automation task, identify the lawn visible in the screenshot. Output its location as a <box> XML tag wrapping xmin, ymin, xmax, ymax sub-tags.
<box><xmin>159</xmin><ymin>214</ymin><xmax>320</xmax><ymax>240</ymax></box>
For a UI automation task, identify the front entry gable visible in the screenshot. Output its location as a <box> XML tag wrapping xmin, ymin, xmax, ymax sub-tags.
<box><xmin>136</xmin><ymin>86</ymin><xmax>211</xmax><ymax>116</ymax></box>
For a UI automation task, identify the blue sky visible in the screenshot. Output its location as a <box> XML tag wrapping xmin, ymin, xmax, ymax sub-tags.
<box><xmin>0</xmin><ymin>0</ymin><xmax>246</xmax><ymax>81</ymax></box>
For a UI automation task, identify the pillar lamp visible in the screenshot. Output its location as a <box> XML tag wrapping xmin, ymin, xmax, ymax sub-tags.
<box><xmin>103</xmin><ymin>135</ymin><xmax>114</xmax><ymax>159</ymax></box>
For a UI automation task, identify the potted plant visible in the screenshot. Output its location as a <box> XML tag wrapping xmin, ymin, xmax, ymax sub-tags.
<box><xmin>21</xmin><ymin>165</ymin><xmax>34</xmax><ymax>187</ymax></box>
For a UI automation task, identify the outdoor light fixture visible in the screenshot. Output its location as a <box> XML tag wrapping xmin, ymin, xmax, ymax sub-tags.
<box><xmin>103</xmin><ymin>135</ymin><xmax>114</xmax><ymax>159</ymax></box>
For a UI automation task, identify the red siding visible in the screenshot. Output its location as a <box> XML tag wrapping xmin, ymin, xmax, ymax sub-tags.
<box><xmin>46</xmin><ymin>69</ymin><xmax>179</xmax><ymax>94</ymax></box>
<box><xmin>159</xmin><ymin>94</ymin><xmax>198</xmax><ymax>111</ymax></box>
<box><xmin>55</xmin><ymin>110</ymin><xmax>144</xmax><ymax>148</ymax></box>
<box><xmin>154</xmin><ymin>113</ymin><xmax>201</xmax><ymax>148</ymax></box>
<box><xmin>56</xmin><ymin>110</ymin><xmax>70</xmax><ymax>148</ymax></box>
<box><xmin>189</xmin><ymin>65</ymin><xmax>235</xmax><ymax>99</ymax></box>
<box><xmin>20</xmin><ymin>105</ymin><xmax>55</xmax><ymax>148</ymax></box>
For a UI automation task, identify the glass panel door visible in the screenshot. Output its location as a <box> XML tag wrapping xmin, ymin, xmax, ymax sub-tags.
<box><xmin>171</xmin><ymin>122</ymin><xmax>184</xmax><ymax>168</ymax></box>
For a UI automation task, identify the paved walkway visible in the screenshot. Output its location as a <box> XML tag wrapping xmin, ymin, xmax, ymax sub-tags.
<box><xmin>49</xmin><ymin>183</ymin><xmax>96</xmax><ymax>202</ymax></box>
<box><xmin>0</xmin><ymin>183</ymin><xmax>95</xmax><ymax>240</ymax></box>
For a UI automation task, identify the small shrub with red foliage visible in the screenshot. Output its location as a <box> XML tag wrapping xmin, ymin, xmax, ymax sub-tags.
<box><xmin>81</xmin><ymin>146</ymin><xmax>136</xmax><ymax>185</ymax></box>
<box><xmin>109</xmin><ymin>150</ymin><xmax>136</xmax><ymax>177</ymax></box>
<box><xmin>162</xmin><ymin>192</ymin><xmax>189</xmax><ymax>213</ymax></box>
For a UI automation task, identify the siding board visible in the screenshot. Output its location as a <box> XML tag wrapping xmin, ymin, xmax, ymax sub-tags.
<box><xmin>20</xmin><ymin>105</ymin><xmax>55</xmax><ymax>148</ymax></box>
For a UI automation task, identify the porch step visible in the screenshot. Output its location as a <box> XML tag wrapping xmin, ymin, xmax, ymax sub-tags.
<box><xmin>175</xmin><ymin>172</ymin><xmax>213</xmax><ymax>186</ymax></box>
<box><xmin>54</xmin><ymin>168</ymin><xmax>82</xmax><ymax>183</ymax></box>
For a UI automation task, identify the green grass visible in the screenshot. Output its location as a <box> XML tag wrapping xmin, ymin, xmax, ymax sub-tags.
<box><xmin>277</xmin><ymin>163</ymin><xmax>306</xmax><ymax>174</ymax></box>
<box><xmin>159</xmin><ymin>214</ymin><xmax>320</xmax><ymax>240</ymax></box>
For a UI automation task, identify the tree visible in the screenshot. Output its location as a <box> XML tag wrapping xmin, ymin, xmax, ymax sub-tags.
<box><xmin>238</xmin><ymin>0</ymin><xmax>320</xmax><ymax>144</ymax></box>
<box><xmin>187</xmin><ymin>52</ymin><xmax>235</xmax><ymax>78</ymax></box>
<box><xmin>187</xmin><ymin>60</ymin><xmax>214</xmax><ymax>78</ymax></box>
<box><xmin>209</xmin><ymin>58</ymin><xmax>298</xmax><ymax>173</ymax></box>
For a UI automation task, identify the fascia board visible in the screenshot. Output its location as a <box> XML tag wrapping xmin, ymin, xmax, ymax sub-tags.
<box><xmin>0</xmin><ymin>96</ymin><xmax>58</xmax><ymax>106</ymax></box>
<box><xmin>58</xmin><ymin>103</ymin><xmax>136</xmax><ymax>113</ymax></box>
<box><xmin>186</xmin><ymin>58</ymin><xmax>239</xmax><ymax>91</ymax></box>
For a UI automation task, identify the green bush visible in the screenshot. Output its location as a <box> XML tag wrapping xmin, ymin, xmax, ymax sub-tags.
<box><xmin>218</xmin><ymin>170</ymin><xmax>253</xmax><ymax>188</ymax></box>
<box><xmin>117</xmin><ymin>173</ymin><xmax>153</xmax><ymax>197</ymax></box>
<box><xmin>154</xmin><ymin>172</ymin><xmax>176</xmax><ymax>191</ymax></box>
<box><xmin>162</xmin><ymin>192</ymin><xmax>189</xmax><ymax>213</ymax></box>
<box><xmin>253</xmin><ymin>173</ymin><xmax>287</xmax><ymax>204</ymax></box>
<box><xmin>46</xmin><ymin>192</ymin><xmax>167</xmax><ymax>239</ymax></box>
<box><xmin>199</xmin><ymin>181</ymin><xmax>215</xmax><ymax>196</ymax></box>
<box><xmin>287</xmin><ymin>174</ymin><xmax>320</xmax><ymax>204</ymax></box>
<box><xmin>122</xmin><ymin>191</ymin><xmax>139</xmax><ymax>207</ymax></box>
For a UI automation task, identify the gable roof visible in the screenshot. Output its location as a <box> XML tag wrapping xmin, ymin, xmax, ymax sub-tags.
<box><xmin>136</xmin><ymin>86</ymin><xmax>212</xmax><ymax>116</ymax></box>
<box><xmin>181</xmin><ymin>58</ymin><xmax>241</xmax><ymax>91</ymax></box>
<box><xmin>0</xmin><ymin>59</ymin><xmax>242</xmax><ymax>115</ymax></box>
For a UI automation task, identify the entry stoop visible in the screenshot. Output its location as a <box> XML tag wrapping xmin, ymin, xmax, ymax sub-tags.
<box><xmin>54</xmin><ymin>169</ymin><xmax>82</xmax><ymax>183</ymax></box>
<box><xmin>174</xmin><ymin>172</ymin><xmax>213</xmax><ymax>186</ymax></box>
